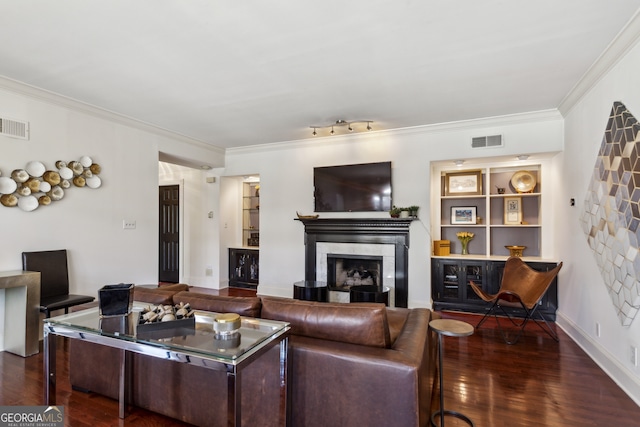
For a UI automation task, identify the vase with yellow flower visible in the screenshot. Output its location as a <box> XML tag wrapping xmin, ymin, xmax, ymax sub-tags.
<box><xmin>456</xmin><ymin>231</ymin><xmax>474</xmax><ymax>255</ymax></box>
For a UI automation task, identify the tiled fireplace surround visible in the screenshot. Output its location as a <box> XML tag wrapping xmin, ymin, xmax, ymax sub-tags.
<box><xmin>298</xmin><ymin>218</ymin><xmax>413</xmax><ymax>308</ymax></box>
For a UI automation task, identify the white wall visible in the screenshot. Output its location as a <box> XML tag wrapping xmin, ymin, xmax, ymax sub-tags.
<box><xmin>158</xmin><ymin>162</ymin><xmax>222</xmax><ymax>287</ymax></box>
<box><xmin>557</xmin><ymin>36</ymin><xmax>640</xmax><ymax>404</ymax></box>
<box><xmin>0</xmin><ymin>79</ymin><xmax>224</xmax><ymax>318</ymax></box>
<box><xmin>222</xmin><ymin>113</ymin><xmax>564</xmax><ymax>307</ymax></box>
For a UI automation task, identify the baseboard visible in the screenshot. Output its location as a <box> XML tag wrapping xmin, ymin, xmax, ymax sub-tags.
<box><xmin>556</xmin><ymin>311</ymin><xmax>640</xmax><ymax>406</ymax></box>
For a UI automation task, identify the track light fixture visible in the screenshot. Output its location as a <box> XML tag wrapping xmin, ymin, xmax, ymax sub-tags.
<box><xmin>310</xmin><ymin>119</ymin><xmax>374</xmax><ymax>136</ymax></box>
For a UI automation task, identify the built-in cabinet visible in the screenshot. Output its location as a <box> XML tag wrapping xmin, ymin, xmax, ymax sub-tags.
<box><xmin>229</xmin><ymin>248</ymin><xmax>259</xmax><ymax>289</ymax></box>
<box><xmin>431</xmin><ymin>258</ymin><xmax>559</xmax><ymax>320</ymax></box>
<box><xmin>431</xmin><ymin>156</ymin><xmax>559</xmax><ymax>316</ymax></box>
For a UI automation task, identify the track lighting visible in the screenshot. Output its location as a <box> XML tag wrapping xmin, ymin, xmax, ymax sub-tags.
<box><xmin>310</xmin><ymin>119</ymin><xmax>374</xmax><ymax>136</ymax></box>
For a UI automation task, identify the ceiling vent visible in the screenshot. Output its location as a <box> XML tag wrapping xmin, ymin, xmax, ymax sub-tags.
<box><xmin>0</xmin><ymin>117</ymin><xmax>29</xmax><ymax>140</ymax></box>
<box><xmin>472</xmin><ymin>134</ymin><xmax>502</xmax><ymax>149</ymax></box>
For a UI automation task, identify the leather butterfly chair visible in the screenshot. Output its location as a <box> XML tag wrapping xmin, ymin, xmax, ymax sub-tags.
<box><xmin>22</xmin><ymin>249</ymin><xmax>95</xmax><ymax>318</ymax></box>
<box><xmin>469</xmin><ymin>256</ymin><xmax>563</xmax><ymax>344</ymax></box>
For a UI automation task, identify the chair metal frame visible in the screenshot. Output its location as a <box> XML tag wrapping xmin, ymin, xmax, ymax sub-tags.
<box><xmin>469</xmin><ymin>257</ymin><xmax>563</xmax><ymax>344</ymax></box>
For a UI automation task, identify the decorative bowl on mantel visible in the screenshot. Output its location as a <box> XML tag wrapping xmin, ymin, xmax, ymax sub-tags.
<box><xmin>505</xmin><ymin>245</ymin><xmax>526</xmax><ymax>257</ymax></box>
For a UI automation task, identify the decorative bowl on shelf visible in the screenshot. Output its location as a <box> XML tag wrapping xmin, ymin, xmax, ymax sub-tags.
<box><xmin>510</xmin><ymin>171</ymin><xmax>536</xmax><ymax>193</ymax></box>
<box><xmin>505</xmin><ymin>245</ymin><xmax>526</xmax><ymax>257</ymax></box>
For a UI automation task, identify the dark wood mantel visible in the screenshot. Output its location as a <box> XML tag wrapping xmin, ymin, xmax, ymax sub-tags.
<box><xmin>296</xmin><ymin>217</ymin><xmax>414</xmax><ymax>307</ymax></box>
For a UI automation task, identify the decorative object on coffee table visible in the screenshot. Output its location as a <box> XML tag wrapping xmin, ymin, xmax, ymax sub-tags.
<box><xmin>213</xmin><ymin>312</ymin><xmax>241</xmax><ymax>336</ymax></box>
<box><xmin>98</xmin><ymin>283</ymin><xmax>134</xmax><ymax>317</ymax></box>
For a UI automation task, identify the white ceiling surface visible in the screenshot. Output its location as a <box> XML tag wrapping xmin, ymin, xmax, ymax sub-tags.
<box><xmin>1</xmin><ymin>1</ymin><xmax>640</xmax><ymax>149</ymax></box>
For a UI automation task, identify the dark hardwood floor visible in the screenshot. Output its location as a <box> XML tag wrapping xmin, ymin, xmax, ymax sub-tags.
<box><xmin>435</xmin><ymin>311</ymin><xmax>640</xmax><ymax>427</ymax></box>
<box><xmin>1</xmin><ymin>288</ymin><xmax>638</xmax><ymax>426</ymax></box>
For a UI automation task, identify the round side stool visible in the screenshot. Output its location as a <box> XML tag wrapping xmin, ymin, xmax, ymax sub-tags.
<box><xmin>293</xmin><ymin>280</ymin><xmax>328</xmax><ymax>302</ymax></box>
<box><xmin>429</xmin><ymin>318</ymin><xmax>474</xmax><ymax>427</ymax></box>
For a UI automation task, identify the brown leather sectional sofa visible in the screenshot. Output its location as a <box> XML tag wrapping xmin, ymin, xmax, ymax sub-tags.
<box><xmin>69</xmin><ymin>285</ymin><xmax>438</xmax><ymax>426</ymax></box>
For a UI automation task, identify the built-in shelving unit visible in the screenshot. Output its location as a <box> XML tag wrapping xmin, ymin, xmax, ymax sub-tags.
<box><xmin>430</xmin><ymin>155</ymin><xmax>559</xmax><ymax>315</ymax></box>
<box><xmin>434</xmin><ymin>161</ymin><xmax>547</xmax><ymax>258</ymax></box>
<box><xmin>242</xmin><ymin>181</ymin><xmax>260</xmax><ymax>247</ymax></box>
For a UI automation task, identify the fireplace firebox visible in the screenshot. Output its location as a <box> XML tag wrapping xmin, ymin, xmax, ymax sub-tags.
<box><xmin>327</xmin><ymin>254</ymin><xmax>382</xmax><ymax>291</ymax></box>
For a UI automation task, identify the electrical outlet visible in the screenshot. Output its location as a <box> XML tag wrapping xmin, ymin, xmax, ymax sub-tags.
<box><xmin>632</xmin><ymin>346</ymin><xmax>638</xmax><ymax>367</ymax></box>
<box><xmin>123</xmin><ymin>220</ymin><xmax>136</xmax><ymax>229</ymax></box>
<box><xmin>595</xmin><ymin>322</ymin><xmax>600</xmax><ymax>337</ymax></box>
<box><xmin>206</xmin><ymin>266</ymin><xmax>213</xmax><ymax>276</ymax></box>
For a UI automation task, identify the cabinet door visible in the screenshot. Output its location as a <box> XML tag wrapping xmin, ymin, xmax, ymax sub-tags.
<box><xmin>433</xmin><ymin>259</ymin><xmax>463</xmax><ymax>301</ymax></box>
<box><xmin>229</xmin><ymin>248</ymin><xmax>244</xmax><ymax>282</ymax></box>
<box><xmin>229</xmin><ymin>248</ymin><xmax>259</xmax><ymax>287</ymax></box>
<box><xmin>461</xmin><ymin>261</ymin><xmax>486</xmax><ymax>302</ymax></box>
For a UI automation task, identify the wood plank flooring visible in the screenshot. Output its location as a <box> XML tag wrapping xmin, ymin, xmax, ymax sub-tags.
<box><xmin>434</xmin><ymin>311</ymin><xmax>640</xmax><ymax>427</ymax></box>
<box><xmin>1</xmin><ymin>288</ymin><xmax>638</xmax><ymax>426</ymax></box>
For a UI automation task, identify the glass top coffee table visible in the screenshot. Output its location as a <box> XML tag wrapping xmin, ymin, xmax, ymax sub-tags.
<box><xmin>44</xmin><ymin>303</ymin><xmax>290</xmax><ymax>426</ymax></box>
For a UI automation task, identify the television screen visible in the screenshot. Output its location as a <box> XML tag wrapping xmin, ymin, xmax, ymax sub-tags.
<box><xmin>314</xmin><ymin>161</ymin><xmax>392</xmax><ymax>212</ymax></box>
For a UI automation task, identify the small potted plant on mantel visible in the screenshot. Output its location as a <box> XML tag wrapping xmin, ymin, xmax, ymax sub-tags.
<box><xmin>389</xmin><ymin>206</ymin><xmax>402</xmax><ymax>218</ymax></box>
<box><xmin>408</xmin><ymin>205</ymin><xmax>419</xmax><ymax>217</ymax></box>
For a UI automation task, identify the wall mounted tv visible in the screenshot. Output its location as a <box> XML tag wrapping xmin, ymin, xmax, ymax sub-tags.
<box><xmin>314</xmin><ymin>161</ymin><xmax>392</xmax><ymax>212</ymax></box>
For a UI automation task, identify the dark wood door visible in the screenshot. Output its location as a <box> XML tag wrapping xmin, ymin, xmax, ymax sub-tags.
<box><xmin>159</xmin><ymin>185</ymin><xmax>179</xmax><ymax>283</ymax></box>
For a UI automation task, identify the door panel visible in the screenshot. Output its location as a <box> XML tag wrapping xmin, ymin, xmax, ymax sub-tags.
<box><xmin>159</xmin><ymin>185</ymin><xmax>179</xmax><ymax>283</ymax></box>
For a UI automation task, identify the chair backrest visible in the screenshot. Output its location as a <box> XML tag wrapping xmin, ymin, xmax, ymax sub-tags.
<box><xmin>500</xmin><ymin>256</ymin><xmax>563</xmax><ymax>309</ymax></box>
<box><xmin>22</xmin><ymin>249</ymin><xmax>70</xmax><ymax>300</ymax></box>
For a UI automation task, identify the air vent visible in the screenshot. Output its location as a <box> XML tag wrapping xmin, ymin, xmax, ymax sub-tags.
<box><xmin>0</xmin><ymin>117</ymin><xmax>29</xmax><ymax>139</ymax></box>
<box><xmin>471</xmin><ymin>134</ymin><xmax>502</xmax><ymax>148</ymax></box>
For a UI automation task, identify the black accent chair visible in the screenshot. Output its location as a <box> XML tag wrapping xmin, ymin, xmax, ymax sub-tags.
<box><xmin>22</xmin><ymin>249</ymin><xmax>95</xmax><ymax>318</ymax></box>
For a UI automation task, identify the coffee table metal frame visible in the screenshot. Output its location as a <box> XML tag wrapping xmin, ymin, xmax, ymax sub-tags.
<box><xmin>44</xmin><ymin>305</ymin><xmax>290</xmax><ymax>426</ymax></box>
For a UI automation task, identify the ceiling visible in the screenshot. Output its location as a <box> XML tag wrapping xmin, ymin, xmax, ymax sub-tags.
<box><xmin>2</xmin><ymin>1</ymin><xmax>640</xmax><ymax>150</ymax></box>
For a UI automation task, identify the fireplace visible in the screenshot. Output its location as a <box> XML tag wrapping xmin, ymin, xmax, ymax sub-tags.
<box><xmin>297</xmin><ymin>217</ymin><xmax>413</xmax><ymax>307</ymax></box>
<box><xmin>327</xmin><ymin>254</ymin><xmax>382</xmax><ymax>291</ymax></box>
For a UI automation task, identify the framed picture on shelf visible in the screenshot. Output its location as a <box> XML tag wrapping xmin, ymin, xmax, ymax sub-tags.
<box><xmin>504</xmin><ymin>196</ymin><xmax>523</xmax><ymax>225</ymax></box>
<box><xmin>444</xmin><ymin>170</ymin><xmax>482</xmax><ymax>196</ymax></box>
<box><xmin>451</xmin><ymin>206</ymin><xmax>477</xmax><ymax>225</ymax></box>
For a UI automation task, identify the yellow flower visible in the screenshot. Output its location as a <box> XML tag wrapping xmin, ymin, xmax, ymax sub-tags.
<box><xmin>456</xmin><ymin>231</ymin><xmax>474</xmax><ymax>239</ymax></box>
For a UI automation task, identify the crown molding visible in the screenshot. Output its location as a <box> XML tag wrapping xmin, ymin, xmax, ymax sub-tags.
<box><xmin>0</xmin><ymin>75</ymin><xmax>225</xmax><ymax>156</ymax></box>
<box><xmin>558</xmin><ymin>9</ymin><xmax>640</xmax><ymax>117</ymax></box>
<box><xmin>226</xmin><ymin>109</ymin><xmax>562</xmax><ymax>156</ymax></box>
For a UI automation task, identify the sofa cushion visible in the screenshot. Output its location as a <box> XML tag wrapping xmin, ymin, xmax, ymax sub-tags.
<box><xmin>133</xmin><ymin>287</ymin><xmax>180</xmax><ymax>305</ymax></box>
<box><xmin>172</xmin><ymin>291</ymin><xmax>262</xmax><ymax>318</ymax></box>
<box><xmin>157</xmin><ymin>283</ymin><xmax>190</xmax><ymax>292</ymax></box>
<box><xmin>261</xmin><ymin>296</ymin><xmax>391</xmax><ymax>348</ymax></box>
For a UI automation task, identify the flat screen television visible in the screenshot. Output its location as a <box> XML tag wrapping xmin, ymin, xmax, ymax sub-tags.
<box><xmin>314</xmin><ymin>161</ymin><xmax>392</xmax><ymax>212</ymax></box>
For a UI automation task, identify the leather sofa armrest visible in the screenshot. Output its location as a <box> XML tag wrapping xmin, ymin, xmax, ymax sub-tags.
<box><xmin>287</xmin><ymin>308</ymin><xmax>434</xmax><ymax>427</ymax></box>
